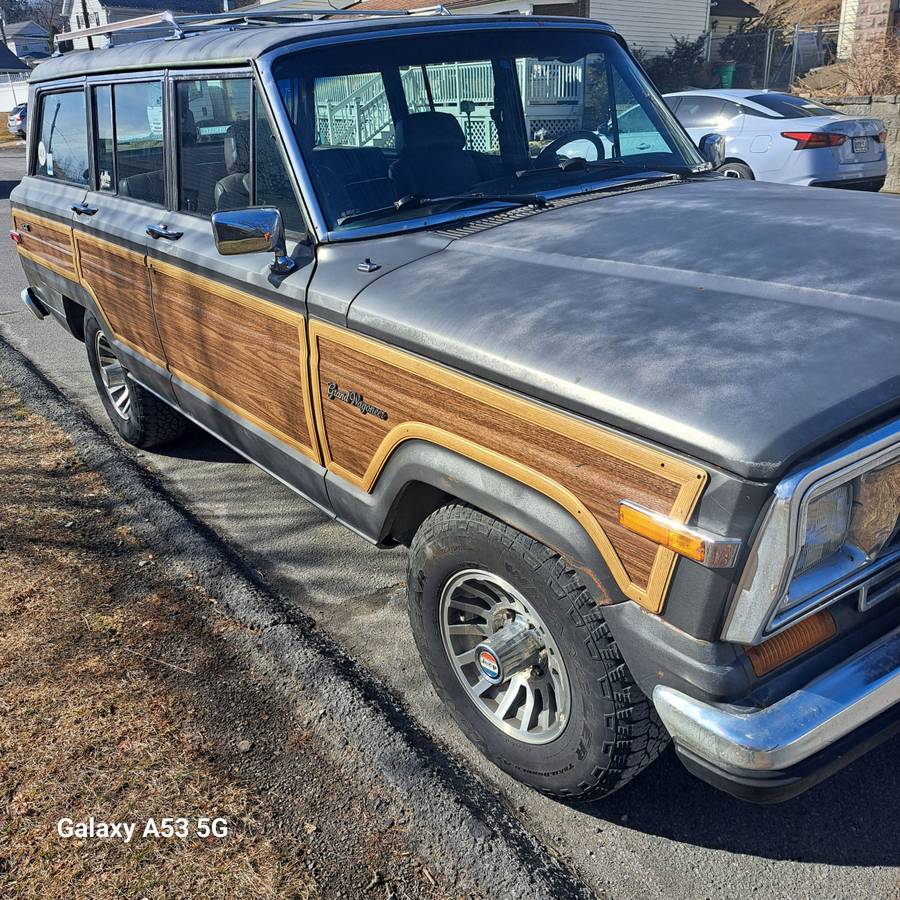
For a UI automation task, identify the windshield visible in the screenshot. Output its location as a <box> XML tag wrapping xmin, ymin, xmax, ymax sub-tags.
<box><xmin>747</xmin><ymin>93</ymin><xmax>841</xmax><ymax>118</ymax></box>
<box><xmin>272</xmin><ymin>27</ymin><xmax>702</xmax><ymax>233</ymax></box>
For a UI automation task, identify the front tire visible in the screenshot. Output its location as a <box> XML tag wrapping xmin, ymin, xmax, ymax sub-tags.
<box><xmin>84</xmin><ymin>312</ymin><xmax>187</xmax><ymax>448</ymax></box>
<box><xmin>407</xmin><ymin>504</ymin><xmax>668</xmax><ymax>801</ymax></box>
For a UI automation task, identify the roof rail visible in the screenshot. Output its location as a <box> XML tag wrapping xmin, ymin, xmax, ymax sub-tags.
<box><xmin>54</xmin><ymin>4</ymin><xmax>452</xmax><ymax>49</ymax></box>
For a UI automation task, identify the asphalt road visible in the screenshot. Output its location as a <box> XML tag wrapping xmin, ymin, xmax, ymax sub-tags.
<box><xmin>3</xmin><ymin>151</ymin><xmax>898</xmax><ymax>900</ymax></box>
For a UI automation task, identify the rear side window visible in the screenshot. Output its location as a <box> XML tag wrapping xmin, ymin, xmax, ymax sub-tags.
<box><xmin>34</xmin><ymin>90</ymin><xmax>88</xmax><ymax>185</ymax></box>
<box><xmin>94</xmin><ymin>85</ymin><xmax>115</xmax><ymax>191</ymax></box>
<box><xmin>114</xmin><ymin>81</ymin><xmax>165</xmax><ymax>204</ymax></box>
<box><xmin>676</xmin><ymin>96</ymin><xmax>725</xmax><ymax>129</ymax></box>
<box><xmin>746</xmin><ymin>93</ymin><xmax>841</xmax><ymax>118</ymax></box>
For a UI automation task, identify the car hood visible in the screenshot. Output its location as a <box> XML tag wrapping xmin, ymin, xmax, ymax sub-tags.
<box><xmin>347</xmin><ymin>177</ymin><xmax>900</xmax><ymax>480</ymax></box>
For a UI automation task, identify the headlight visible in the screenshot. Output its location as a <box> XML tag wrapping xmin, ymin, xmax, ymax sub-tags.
<box><xmin>794</xmin><ymin>482</ymin><xmax>853</xmax><ymax>578</ymax></box>
<box><xmin>723</xmin><ymin>424</ymin><xmax>900</xmax><ymax>645</ymax></box>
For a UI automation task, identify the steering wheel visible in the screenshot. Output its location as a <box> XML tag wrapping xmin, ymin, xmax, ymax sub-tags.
<box><xmin>535</xmin><ymin>130</ymin><xmax>606</xmax><ymax>168</ymax></box>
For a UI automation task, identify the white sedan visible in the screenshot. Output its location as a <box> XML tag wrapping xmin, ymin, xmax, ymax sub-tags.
<box><xmin>663</xmin><ymin>89</ymin><xmax>887</xmax><ymax>190</ymax></box>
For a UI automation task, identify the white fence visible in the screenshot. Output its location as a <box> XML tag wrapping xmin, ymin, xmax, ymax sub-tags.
<box><xmin>315</xmin><ymin>59</ymin><xmax>585</xmax><ymax>152</ymax></box>
<box><xmin>0</xmin><ymin>74</ymin><xmax>29</xmax><ymax>113</ymax></box>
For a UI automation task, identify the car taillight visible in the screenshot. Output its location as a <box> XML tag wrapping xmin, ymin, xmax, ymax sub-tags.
<box><xmin>874</xmin><ymin>130</ymin><xmax>887</xmax><ymax>143</ymax></box>
<box><xmin>781</xmin><ymin>131</ymin><xmax>847</xmax><ymax>149</ymax></box>
<box><xmin>9</xmin><ymin>230</ymin><xmax>21</xmax><ymax>244</ymax></box>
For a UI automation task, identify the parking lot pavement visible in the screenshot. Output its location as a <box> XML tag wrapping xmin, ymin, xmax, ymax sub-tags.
<box><xmin>3</xmin><ymin>152</ymin><xmax>899</xmax><ymax>899</ymax></box>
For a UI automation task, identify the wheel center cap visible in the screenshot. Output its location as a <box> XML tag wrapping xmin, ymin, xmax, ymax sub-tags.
<box><xmin>475</xmin><ymin>619</ymin><xmax>544</xmax><ymax>685</ymax></box>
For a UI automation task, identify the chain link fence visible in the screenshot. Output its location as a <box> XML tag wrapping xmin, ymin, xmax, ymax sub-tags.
<box><xmin>704</xmin><ymin>23</ymin><xmax>840</xmax><ymax>92</ymax></box>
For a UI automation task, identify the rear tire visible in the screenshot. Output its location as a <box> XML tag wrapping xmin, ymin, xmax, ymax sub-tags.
<box><xmin>719</xmin><ymin>160</ymin><xmax>754</xmax><ymax>180</ymax></box>
<box><xmin>84</xmin><ymin>312</ymin><xmax>187</xmax><ymax>449</ymax></box>
<box><xmin>407</xmin><ymin>504</ymin><xmax>669</xmax><ymax>801</ymax></box>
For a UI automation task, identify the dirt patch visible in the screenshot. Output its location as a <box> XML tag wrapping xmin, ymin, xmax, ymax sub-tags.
<box><xmin>0</xmin><ymin>378</ymin><xmax>457</xmax><ymax>899</ymax></box>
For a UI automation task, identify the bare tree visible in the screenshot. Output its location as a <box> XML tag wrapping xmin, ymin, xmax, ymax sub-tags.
<box><xmin>29</xmin><ymin>0</ymin><xmax>64</xmax><ymax>49</ymax></box>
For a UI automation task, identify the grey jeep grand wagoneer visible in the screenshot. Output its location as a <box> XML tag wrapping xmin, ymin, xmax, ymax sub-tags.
<box><xmin>12</xmin><ymin>10</ymin><xmax>900</xmax><ymax>803</ymax></box>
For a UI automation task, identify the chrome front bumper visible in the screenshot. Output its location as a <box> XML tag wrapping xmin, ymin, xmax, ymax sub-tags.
<box><xmin>654</xmin><ymin>623</ymin><xmax>900</xmax><ymax>775</ymax></box>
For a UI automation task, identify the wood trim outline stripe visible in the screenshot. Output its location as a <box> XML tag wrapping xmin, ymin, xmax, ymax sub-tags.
<box><xmin>73</xmin><ymin>229</ymin><xmax>169</xmax><ymax>370</ymax></box>
<box><xmin>147</xmin><ymin>257</ymin><xmax>322</xmax><ymax>463</ymax></box>
<box><xmin>12</xmin><ymin>209</ymin><xmax>321</xmax><ymax>465</ymax></box>
<box><xmin>309</xmin><ymin>319</ymin><xmax>709</xmax><ymax>614</ymax></box>
<box><xmin>12</xmin><ymin>209</ymin><xmax>79</xmax><ymax>282</ymax></box>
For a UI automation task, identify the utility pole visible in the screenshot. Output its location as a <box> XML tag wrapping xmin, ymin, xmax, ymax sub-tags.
<box><xmin>80</xmin><ymin>0</ymin><xmax>95</xmax><ymax>49</ymax></box>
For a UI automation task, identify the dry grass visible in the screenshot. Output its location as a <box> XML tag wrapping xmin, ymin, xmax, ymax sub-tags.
<box><xmin>757</xmin><ymin>0</ymin><xmax>842</xmax><ymax>26</ymax></box>
<box><xmin>0</xmin><ymin>384</ymin><xmax>316</xmax><ymax>898</ymax></box>
<box><xmin>835</xmin><ymin>37</ymin><xmax>900</xmax><ymax>95</ymax></box>
<box><xmin>799</xmin><ymin>37</ymin><xmax>900</xmax><ymax>96</ymax></box>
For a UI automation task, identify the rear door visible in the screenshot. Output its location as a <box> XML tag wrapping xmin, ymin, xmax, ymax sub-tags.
<box><xmin>10</xmin><ymin>83</ymin><xmax>88</xmax><ymax>304</ymax></box>
<box><xmin>144</xmin><ymin>69</ymin><xmax>327</xmax><ymax>507</ymax></box>
<box><xmin>74</xmin><ymin>74</ymin><xmax>173</xmax><ymax>401</ymax></box>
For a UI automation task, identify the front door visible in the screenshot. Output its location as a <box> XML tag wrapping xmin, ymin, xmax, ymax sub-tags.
<box><xmin>144</xmin><ymin>72</ymin><xmax>327</xmax><ymax>508</ymax></box>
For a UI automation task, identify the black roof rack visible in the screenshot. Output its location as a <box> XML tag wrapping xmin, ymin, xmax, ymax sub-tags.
<box><xmin>54</xmin><ymin>4</ymin><xmax>452</xmax><ymax>50</ymax></box>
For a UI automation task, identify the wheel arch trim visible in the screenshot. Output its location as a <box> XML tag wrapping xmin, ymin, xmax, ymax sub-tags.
<box><xmin>329</xmin><ymin>436</ymin><xmax>643</xmax><ymax>608</ymax></box>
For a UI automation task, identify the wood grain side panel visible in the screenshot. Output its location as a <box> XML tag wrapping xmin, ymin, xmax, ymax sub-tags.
<box><xmin>74</xmin><ymin>232</ymin><xmax>166</xmax><ymax>366</ymax></box>
<box><xmin>12</xmin><ymin>209</ymin><xmax>78</xmax><ymax>281</ymax></box>
<box><xmin>311</xmin><ymin>322</ymin><xmax>708</xmax><ymax>612</ymax></box>
<box><xmin>149</xmin><ymin>262</ymin><xmax>317</xmax><ymax>460</ymax></box>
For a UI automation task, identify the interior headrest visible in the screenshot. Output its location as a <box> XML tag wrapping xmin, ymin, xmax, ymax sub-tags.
<box><xmin>179</xmin><ymin>107</ymin><xmax>197</xmax><ymax>145</ymax></box>
<box><xmin>396</xmin><ymin>112</ymin><xmax>466</xmax><ymax>153</ymax></box>
<box><xmin>224</xmin><ymin>121</ymin><xmax>250</xmax><ymax>173</ymax></box>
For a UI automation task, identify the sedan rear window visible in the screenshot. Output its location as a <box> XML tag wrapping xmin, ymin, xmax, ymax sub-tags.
<box><xmin>747</xmin><ymin>94</ymin><xmax>841</xmax><ymax>118</ymax></box>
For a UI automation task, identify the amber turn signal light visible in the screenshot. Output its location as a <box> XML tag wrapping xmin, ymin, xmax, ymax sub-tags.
<box><xmin>618</xmin><ymin>501</ymin><xmax>741</xmax><ymax>569</ymax></box>
<box><xmin>746</xmin><ymin>610</ymin><xmax>837</xmax><ymax>676</ymax></box>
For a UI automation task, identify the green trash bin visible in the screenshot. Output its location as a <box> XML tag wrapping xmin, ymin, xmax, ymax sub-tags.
<box><xmin>714</xmin><ymin>61</ymin><xmax>736</xmax><ymax>88</ymax></box>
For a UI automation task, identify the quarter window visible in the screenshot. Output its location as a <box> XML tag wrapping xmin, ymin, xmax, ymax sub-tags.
<box><xmin>114</xmin><ymin>81</ymin><xmax>165</xmax><ymax>205</ymax></box>
<box><xmin>34</xmin><ymin>90</ymin><xmax>88</xmax><ymax>185</ymax></box>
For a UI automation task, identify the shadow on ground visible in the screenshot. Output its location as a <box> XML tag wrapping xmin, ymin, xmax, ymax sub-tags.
<box><xmin>577</xmin><ymin>735</ymin><xmax>900</xmax><ymax>866</ymax></box>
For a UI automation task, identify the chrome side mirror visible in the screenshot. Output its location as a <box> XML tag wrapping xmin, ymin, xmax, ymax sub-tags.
<box><xmin>698</xmin><ymin>133</ymin><xmax>726</xmax><ymax>170</ymax></box>
<box><xmin>211</xmin><ymin>206</ymin><xmax>295</xmax><ymax>275</ymax></box>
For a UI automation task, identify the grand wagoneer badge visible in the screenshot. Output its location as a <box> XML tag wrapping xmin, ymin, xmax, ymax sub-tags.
<box><xmin>326</xmin><ymin>382</ymin><xmax>388</xmax><ymax>421</ymax></box>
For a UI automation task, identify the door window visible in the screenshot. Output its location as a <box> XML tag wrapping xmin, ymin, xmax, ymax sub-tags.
<box><xmin>34</xmin><ymin>90</ymin><xmax>89</xmax><ymax>185</ymax></box>
<box><xmin>176</xmin><ymin>78</ymin><xmax>252</xmax><ymax>216</ymax></box>
<box><xmin>174</xmin><ymin>76</ymin><xmax>306</xmax><ymax>235</ymax></box>
<box><xmin>113</xmin><ymin>81</ymin><xmax>165</xmax><ymax>205</ymax></box>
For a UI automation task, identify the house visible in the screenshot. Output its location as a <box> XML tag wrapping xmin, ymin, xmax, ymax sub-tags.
<box><xmin>255</xmin><ymin>0</ymin><xmax>712</xmax><ymax>57</ymax></box>
<box><xmin>708</xmin><ymin>0</ymin><xmax>760</xmax><ymax>38</ymax></box>
<box><xmin>59</xmin><ymin>0</ymin><xmax>225</xmax><ymax>49</ymax></box>
<box><xmin>3</xmin><ymin>20</ymin><xmax>50</xmax><ymax>57</ymax></box>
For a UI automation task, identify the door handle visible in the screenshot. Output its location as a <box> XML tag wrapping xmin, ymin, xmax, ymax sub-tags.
<box><xmin>71</xmin><ymin>202</ymin><xmax>98</xmax><ymax>216</ymax></box>
<box><xmin>146</xmin><ymin>224</ymin><xmax>183</xmax><ymax>241</ymax></box>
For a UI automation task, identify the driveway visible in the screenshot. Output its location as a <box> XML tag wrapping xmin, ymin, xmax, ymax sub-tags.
<box><xmin>2</xmin><ymin>151</ymin><xmax>898</xmax><ymax>899</ymax></box>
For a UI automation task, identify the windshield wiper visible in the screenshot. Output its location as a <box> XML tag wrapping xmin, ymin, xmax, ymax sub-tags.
<box><xmin>516</xmin><ymin>158</ymin><xmax>707</xmax><ymax>180</ymax></box>
<box><xmin>336</xmin><ymin>192</ymin><xmax>547</xmax><ymax>227</ymax></box>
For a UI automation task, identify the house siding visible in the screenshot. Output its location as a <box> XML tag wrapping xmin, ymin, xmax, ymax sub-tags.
<box><xmin>587</xmin><ymin>0</ymin><xmax>710</xmax><ymax>55</ymax></box>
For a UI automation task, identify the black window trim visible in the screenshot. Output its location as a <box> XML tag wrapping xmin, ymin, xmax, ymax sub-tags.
<box><xmin>30</xmin><ymin>85</ymin><xmax>90</xmax><ymax>188</ymax></box>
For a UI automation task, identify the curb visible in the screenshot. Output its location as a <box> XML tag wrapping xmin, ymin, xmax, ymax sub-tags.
<box><xmin>0</xmin><ymin>333</ymin><xmax>593</xmax><ymax>900</ymax></box>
